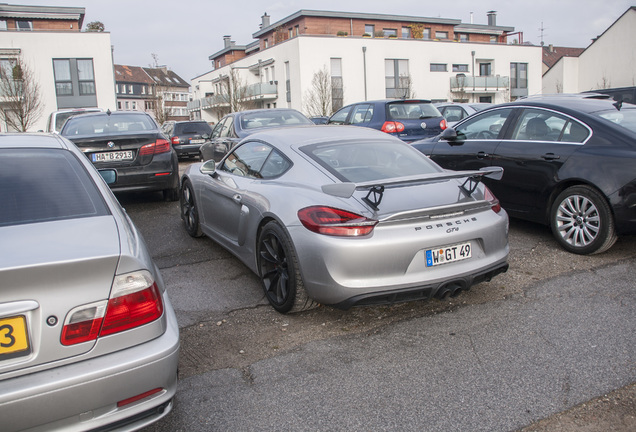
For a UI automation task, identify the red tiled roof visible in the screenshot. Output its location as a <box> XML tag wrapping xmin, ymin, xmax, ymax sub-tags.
<box><xmin>542</xmin><ymin>46</ymin><xmax>585</xmax><ymax>69</ymax></box>
<box><xmin>114</xmin><ymin>65</ymin><xmax>154</xmax><ymax>84</ymax></box>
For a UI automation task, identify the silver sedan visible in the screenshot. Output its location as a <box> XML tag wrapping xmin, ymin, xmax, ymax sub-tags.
<box><xmin>0</xmin><ymin>134</ymin><xmax>179</xmax><ymax>431</ymax></box>
<box><xmin>180</xmin><ymin>126</ymin><xmax>509</xmax><ymax>313</ymax></box>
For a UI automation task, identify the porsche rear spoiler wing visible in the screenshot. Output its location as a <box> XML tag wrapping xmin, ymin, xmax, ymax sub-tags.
<box><xmin>321</xmin><ymin>166</ymin><xmax>503</xmax><ymax>210</ymax></box>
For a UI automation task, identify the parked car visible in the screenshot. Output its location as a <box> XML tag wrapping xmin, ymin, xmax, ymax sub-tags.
<box><xmin>412</xmin><ymin>95</ymin><xmax>636</xmax><ymax>255</ymax></box>
<box><xmin>327</xmin><ymin>99</ymin><xmax>447</xmax><ymax>142</ymax></box>
<box><xmin>0</xmin><ymin>133</ymin><xmax>179</xmax><ymax>431</ymax></box>
<box><xmin>309</xmin><ymin>116</ymin><xmax>329</xmax><ymax>125</ymax></box>
<box><xmin>163</xmin><ymin>120</ymin><xmax>213</xmax><ymax>159</ymax></box>
<box><xmin>61</xmin><ymin>110</ymin><xmax>180</xmax><ymax>201</ymax></box>
<box><xmin>199</xmin><ymin>108</ymin><xmax>313</xmax><ymax>161</ymax></box>
<box><xmin>45</xmin><ymin>107</ymin><xmax>103</xmax><ymax>133</ymax></box>
<box><xmin>435</xmin><ymin>102</ymin><xmax>493</xmax><ymax>127</ymax></box>
<box><xmin>180</xmin><ymin>126</ymin><xmax>509</xmax><ymax>313</ymax></box>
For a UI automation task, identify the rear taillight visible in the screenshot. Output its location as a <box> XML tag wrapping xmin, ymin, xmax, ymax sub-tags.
<box><xmin>140</xmin><ymin>139</ymin><xmax>171</xmax><ymax>156</ymax></box>
<box><xmin>381</xmin><ymin>121</ymin><xmax>405</xmax><ymax>134</ymax></box>
<box><xmin>171</xmin><ymin>136</ymin><xmax>180</xmax><ymax>145</ymax></box>
<box><xmin>61</xmin><ymin>270</ymin><xmax>163</xmax><ymax>346</ymax></box>
<box><xmin>440</xmin><ymin>118</ymin><xmax>448</xmax><ymax>130</ymax></box>
<box><xmin>484</xmin><ymin>186</ymin><xmax>502</xmax><ymax>214</ymax></box>
<box><xmin>298</xmin><ymin>206</ymin><xmax>378</xmax><ymax>237</ymax></box>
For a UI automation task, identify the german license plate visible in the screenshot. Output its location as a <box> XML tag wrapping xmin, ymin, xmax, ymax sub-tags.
<box><xmin>426</xmin><ymin>242</ymin><xmax>472</xmax><ymax>267</ymax></box>
<box><xmin>0</xmin><ymin>315</ymin><xmax>30</xmax><ymax>358</ymax></box>
<box><xmin>190</xmin><ymin>139</ymin><xmax>204</xmax><ymax>144</ymax></box>
<box><xmin>91</xmin><ymin>151</ymin><xmax>134</xmax><ymax>162</ymax></box>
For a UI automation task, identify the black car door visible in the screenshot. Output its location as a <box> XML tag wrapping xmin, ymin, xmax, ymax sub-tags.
<box><xmin>489</xmin><ymin>107</ymin><xmax>590</xmax><ymax>220</ymax></box>
<box><xmin>430</xmin><ymin>107</ymin><xmax>515</xmax><ymax>171</ymax></box>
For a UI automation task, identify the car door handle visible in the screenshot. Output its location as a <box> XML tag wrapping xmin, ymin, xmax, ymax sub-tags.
<box><xmin>233</xmin><ymin>194</ymin><xmax>242</xmax><ymax>202</ymax></box>
<box><xmin>477</xmin><ymin>151</ymin><xmax>489</xmax><ymax>159</ymax></box>
<box><xmin>541</xmin><ymin>153</ymin><xmax>560</xmax><ymax>160</ymax></box>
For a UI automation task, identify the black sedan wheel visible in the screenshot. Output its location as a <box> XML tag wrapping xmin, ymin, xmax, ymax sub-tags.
<box><xmin>180</xmin><ymin>179</ymin><xmax>203</xmax><ymax>237</ymax></box>
<box><xmin>551</xmin><ymin>185</ymin><xmax>617</xmax><ymax>255</ymax></box>
<box><xmin>257</xmin><ymin>221</ymin><xmax>318</xmax><ymax>314</ymax></box>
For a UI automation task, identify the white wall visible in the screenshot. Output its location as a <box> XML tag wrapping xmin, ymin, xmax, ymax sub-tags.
<box><xmin>543</xmin><ymin>56</ymin><xmax>580</xmax><ymax>94</ymax></box>
<box><xmin>577</xmin><ymin>9</ymin><xmax>636</xmax><ymax>91</ymax></box>
<box><xmin>2</xmin><ymin>31</ymin><xmax>116</xmax><ymax>131</ymax></box>
<box><xmin>192</xmin><ymin>35</ymin><xmax>542</xmax><ymax>121</ymax></box>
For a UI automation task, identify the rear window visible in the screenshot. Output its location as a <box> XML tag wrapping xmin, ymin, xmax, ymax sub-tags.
<box><xmin>0</xmin><ymin>149</ymin><xmax>110</xmax><ymax>227</ymax></box>
<box><xmin>301</xmin><ymin>140</ymin><xmax>439</xmax><ymax>183</ymax></box>
<box><xmin>62</xmin><ymin>114</ymin><xmax>157</xmax><ymax>136</ymax></box>
<box><xmin>240</xmin><ymin>111</ymin><xmax>311</xmax><ymax>130</ymax></box>
<box><xmin>54</xmin><ymin>109</ymin><xmax>100</xmax><ymax>132</ymax></box>
<box><xmin>173</xmin><ymin>122</ymin><xmax>212</xmax><ymax>135</ymax></box>
<box><xmin>594</xmin><ymin>108</ymin><xmax>636</xmax><ymax>134</ymax></box>
<box><xmin>387</xmin><ymin>103</ymin><xmax>441</xmax><ymax>120</ymax></box>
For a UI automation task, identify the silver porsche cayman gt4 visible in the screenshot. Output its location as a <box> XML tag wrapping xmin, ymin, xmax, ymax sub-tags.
<box><xmin>180</xmin><ymin>125</ymin><xmax>509</xmax><ymax>313</ymax></box>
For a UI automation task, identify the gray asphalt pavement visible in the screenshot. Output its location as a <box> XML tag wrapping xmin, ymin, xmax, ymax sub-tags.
<box><xmin>149</xmin><ymin>259</ymin><xmax>635</xmax><ymax>431</ymax></box>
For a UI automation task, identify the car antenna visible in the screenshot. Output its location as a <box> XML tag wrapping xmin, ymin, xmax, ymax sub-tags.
<box><xmin>613</xmin><ymin>100</ymin><xmax>623</xmax><ymax>111</ymax></box>
<box><xmin>106</xmin><ymin>109</ymin><xmax>112</xmax><ymax>116</ymax></box>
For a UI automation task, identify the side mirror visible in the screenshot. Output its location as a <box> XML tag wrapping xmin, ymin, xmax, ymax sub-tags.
<box><xmin>99</xmin><ymin>169</ymin><xmax>117</xmax><ymax>185</ymax></box>
<box><xmin>200</xmin><ymin>159</ymin><xmax>217</xmax><ymax>176</ymax></box>
<box><xmin>440</xmin><ymin>127</ymin><xmax>458</xmax><ymax>141</ymax></box>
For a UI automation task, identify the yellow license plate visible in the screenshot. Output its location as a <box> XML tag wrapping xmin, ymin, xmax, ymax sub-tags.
<box><xmin>0</xmin><ymin>315</ymin><xmax>30</xmax><ymax>357</ymax></box>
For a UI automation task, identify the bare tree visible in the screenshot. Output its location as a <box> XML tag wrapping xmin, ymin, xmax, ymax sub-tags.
<box><xmin>0</xmin><ymin>56</ymin><xmax>43</xmax><ymax>132</ymax></box>
<box><xmin>303</xmin><ymin>66</ymin><xmax>333</xmax><ymax>117</ymax></box>
<box><xmin>395</xmin><ymin>74</ymin><xmax>416</xmax><ymax>99</ymax></box>
<box><xmin>211</xmin><ymin>69</ymin><xmax>256</xmax><ymax>118</ymax></box>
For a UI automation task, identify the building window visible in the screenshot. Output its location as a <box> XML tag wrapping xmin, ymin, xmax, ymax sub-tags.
<box><xmin>364</xmin><ymin>24</ymin><xmax>374</xmax><ymax>36</ymax></box>
<box><xmin>430</xmin><ymin>63</ymin><xmax>447</xmax><ymax>72</ymax></box>
<box><xmin>383</xmin><ymin>28</ymin><xmax>397</xmax><ymax>37</ymax></box>
<box><xmin>479</xmin><ymin>63</ymin><xmax>492</xmax><ymax>76</ymax></box>
<box><xmin>16</xmin><ymin>20</ymin><xmax>32</xmax><ymax>31</ymax></box>
<box><xmin>510</xmin><ymin>63</ymin><xmax>528</xmax><ymax>88</ymax></box>
<box><xmin>285</xmin><ymin>61</ymin><xmax>291</xmax><ymax>104</ymax></box>
<box><xmin>132</xmin><ymin>101</ymin><xmax>137</xmax><ymax>110</ymax></box>
<box><xmin>141</xmin><ymin>85</ymin><xmax>146</xmax><ymax>94</ymax></box>
<box><xmin>490</xmin><ymin>36</ymin><xmax>497</xmax><ymax>44</ymax></box>
<box><xmin>331</xmin><ymin>58</ymin><xmax>343</xmax><ymax>111</ymax></box>
<box><xmin>77</xmin><ymin>59</ymin><xmax>95</xmax><ymax>95</ymax></box>
<box><xmin>288</xmin><ymin>28</ymin><xmax>293</xmax><ymax>38</ymax></box>
<box><xmin>264</xmin><ymin>39</ymin><xmax>269</xmax><ymax>48</ymax></box>
<box><xmin>0</xmin><ymin>20</ymin><xmax>7</xmax><ymax>31</ymax></box>
<box><xmin>457</xmin><ymin>34</ymin><xmax>469</xmax><ymax>42</ymax></box>
<box><xmin>385</xmin><ymin>59</ymin><xmax>409</xmax><ymax>99</ymax></box>
<box><xmin>435</xmin><ymin>31</ymin><xmax>449</xmax><ymax>40</ymax></box>
<box><xmin>401</xmin><ymin>27</ymin><xmax>411</xmax><ymax>39</ymax></box>
<box><xmin>117</xmin><ymin>101</ymin><xmax>122</xmax><ymax>110</ymax></box>
<box><xmin>452</xmin><ymin>64</ymin><xmax>469</xmax><ymax>73</ymax></box>
<box><xmin>53</xmin><ymin>59</ymin><xmax>73</xmax><ymax>96</ymax></box>
<box><xmin>125</xmin><ymin>101</ymin><xmax>130</xmax><ymax>110</ymax></box>
<box><xmin>294</xmin><ymin>25</ymin><xmax>299</xmax><ymax>36</ymax></box>
<box><xmin>423</xmin><ymin>28</ymin><xmax>431</xmax><ymax>39</ymax></box>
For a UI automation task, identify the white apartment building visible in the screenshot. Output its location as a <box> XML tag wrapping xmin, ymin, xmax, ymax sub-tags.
<box><xmin>190</xmin><ymin>10</ymin><xmax>542</xmax><ymax>123</ymax></box>
<box><xmin>0</xmin><ymin>4</ymin><xmax>116</xmax><ymax>132</ymax></box>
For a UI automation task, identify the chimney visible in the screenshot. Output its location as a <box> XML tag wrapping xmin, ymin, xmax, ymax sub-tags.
<box><xmin>470</xmin><ymin>12</ymin><xmax>474</xmax><ymax>24</ymax></box>
<box><xmin>223</xmin><ymin>35</ymin><xmax>231</xmax><ymax>48</ymax></box>
<box><xmin>549</xmin><ymin>44</ymin><xmax>554</xmax><ymax>52</ymax></box>
<box><xmin>261</xmin><ymin>12</ymin><xmax>270</xmax><ymax>29</ymax></box>
<box><xmin>487</xmin><ymin>10</ymin><xmax>497</xmax><ymax>26</ymax></box>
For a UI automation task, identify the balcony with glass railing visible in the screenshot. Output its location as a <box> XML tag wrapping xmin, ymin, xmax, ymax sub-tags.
<box><xmin>450</xmin><ymin>75</ymin><xmax>510</xmax><ymax>92</ymax></box>
<box><xmin>188</xmin><ymin>82</ymin><xmax>278</xmax><ymax>112</ymax></box>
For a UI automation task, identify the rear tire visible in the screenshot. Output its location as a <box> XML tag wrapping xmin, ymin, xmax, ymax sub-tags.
<box><xmin>550</xmin><ymin>185</ymin><xmax>617</xmax><ymax>255</ymax></box>
<box><xmin>257</xmin><ymin>221</ymin><xmax>318</xmax><ymax>313</ymax></box>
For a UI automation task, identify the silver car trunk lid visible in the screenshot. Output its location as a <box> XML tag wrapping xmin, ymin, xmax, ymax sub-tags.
<box><xmin>0</xmin><ymin>216</ymin><xmax>120</xmax><ymax>374</ymax></box>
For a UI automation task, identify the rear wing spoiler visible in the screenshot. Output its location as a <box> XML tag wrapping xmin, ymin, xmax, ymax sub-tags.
<box><xmin>322</xmin><ymin>166</ymin><xmax>503</xmax><ymax>210</ymax></box>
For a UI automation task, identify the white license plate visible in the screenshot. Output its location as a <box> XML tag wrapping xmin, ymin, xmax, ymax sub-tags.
<box><xmin>91</xmin><ymin>151</ymin><xmax>134</xmax><ymax>162</ymax></box>
<box><xmin>425</xmin><ymin>242</ymin><xmax>472</xmax><ymax>267</ymax></box>
<box><xmin>189</xmin><ymin>139</ymin><xmax>204</xmax><ymax>144</ymax></box>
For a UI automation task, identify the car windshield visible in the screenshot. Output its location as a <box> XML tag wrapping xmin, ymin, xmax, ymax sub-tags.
<box><xmin>174</xmin><ymin>122</ymin><xmax>212</xmax><ymax>135</ymax></box>
<box><xmin>240</xmin><ymin>111</ymin><xmax>311</xmax><ymax>129</ymax></box>
<box><xmin>387</xmin><ymin>103</ymin><xmax>441</xmax><ymax>120</ymax></box>
<box><xmin>594</xmin><ymin>108</ymin><xmax>636</xmax><ymax>134</ymax></box>
<box><xmin>0</xmin><ymin>148</ymin><xmax>109</xmax><ymax>227</ymax></box>
<box><xmin>302</xmin><ymin>140</ymin><xmax>440</xmax><ymax>183</ymax></box>
<box><xmin>62</xmin><ymin>114</ymin><xmax>156</xmax><ymax>136</ymax></box>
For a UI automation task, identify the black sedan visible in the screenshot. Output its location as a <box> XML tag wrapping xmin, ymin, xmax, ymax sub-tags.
<box><xmin>412</xmin><ymin>95</ymin><xmax>636</xmax><ymax>255</ymax></box>
<box><xmin>199</xmin><ymin>108</ymin><xmax>313</xmax><ymax>161</ymax></box>
<box><xmin>61</xmin><ymin>111</ymin><xmax>180</xmax><ymax>201</ymax></box>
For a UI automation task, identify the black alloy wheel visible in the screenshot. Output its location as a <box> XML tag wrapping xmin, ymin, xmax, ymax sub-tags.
<box><xmin>257</xmin><ymin>221</ymin><xmax>317</xmax><ymax>314</ymax></box>
<box><xmin>180</xmin><ymin>179</ymin><xmax>203</xmax><ymax>237</ymax></box>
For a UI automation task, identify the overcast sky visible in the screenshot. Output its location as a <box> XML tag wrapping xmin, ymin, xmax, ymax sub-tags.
<box><xmin>15</xmin><ymin>0</ymin><xmax>635</xmax><ymax>80</ymax></box>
